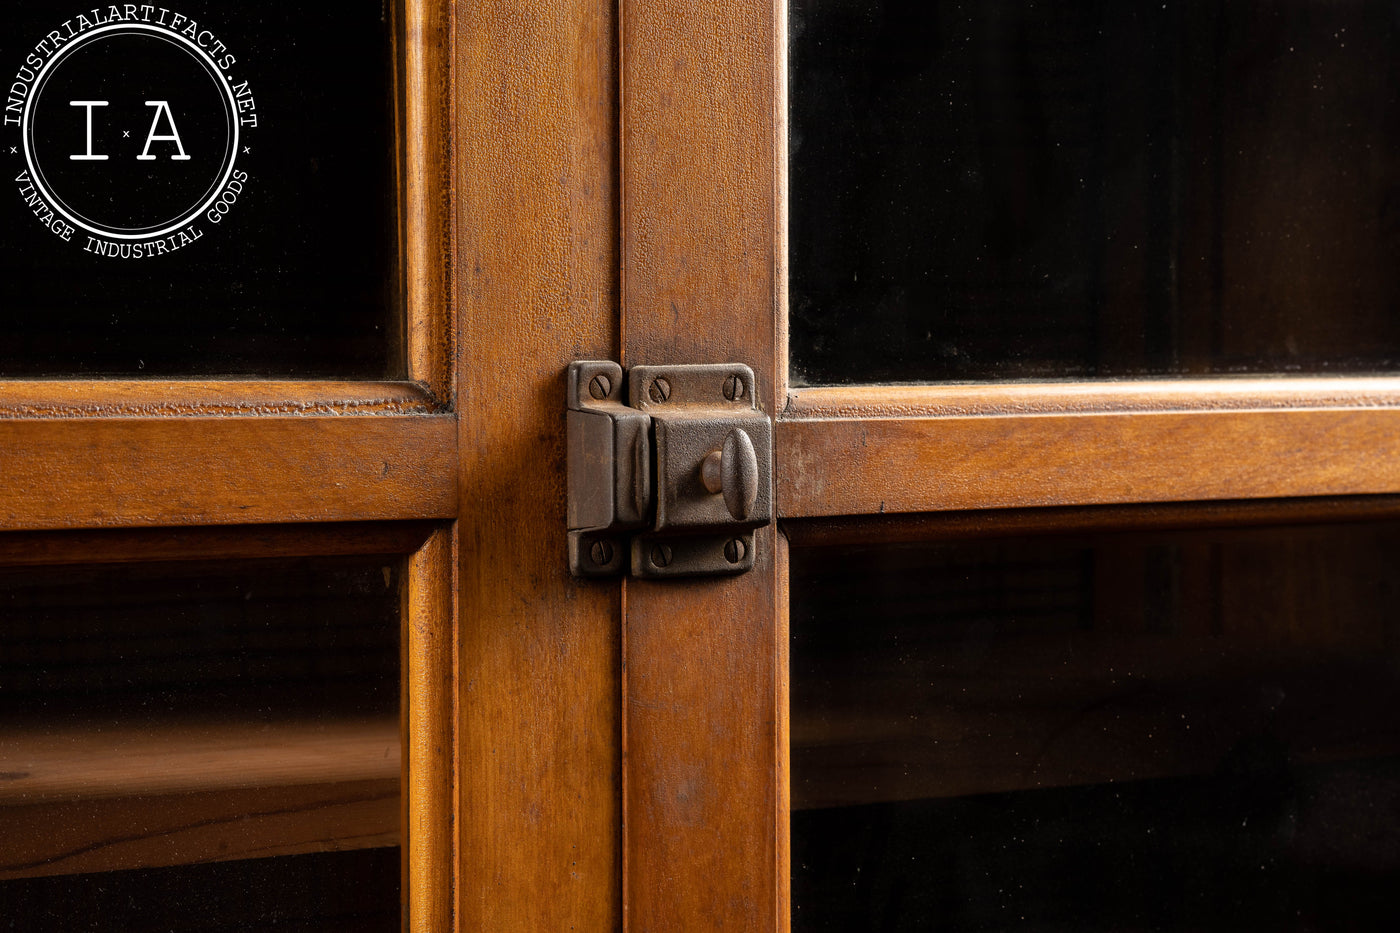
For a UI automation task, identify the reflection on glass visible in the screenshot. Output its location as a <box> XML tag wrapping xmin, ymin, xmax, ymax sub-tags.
<box><xmin>790</xmin><ymin>0</ymin><xmax>1400</xmax><ymax>383</ymax></box>
<box><xmin>0</xmin><ymin>4</ymin><xmax>397</xmax><ymax>377</ymax></box>
<box><xmin>0</xmin><ymin>556</ymin><xmax>402</xmax><ymax>929</ymax></box>
<box><xmin>792</xmin><ymin>524</ymin><xmax>1400</xmax><ymax>930</ymax></box>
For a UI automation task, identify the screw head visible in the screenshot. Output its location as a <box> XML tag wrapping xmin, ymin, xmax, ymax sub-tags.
<box><xmin>589</xmin><ymin>539</ymin><xmax>615</xmax><ymax>566</ymax></box>
<box><xmin>588</xmin><ymin>373</ymin><xmax>612</xmax><ymax>400</ymax></box>
<box><xmin>650</xmin><ymin>543</ymin><xmax>674</xmax><ymax>568</ymax></box>
<box><xmin>648</xmin><ymin>376</ymin><xmax>672</xmax><ymax>404</ymax></box>
<box><xmin>723</xmin><ymin>538</ymin><xmax>747</xmax><ymax>564</ymax></box>
<box><xmin>722</xmin><ymin>373</ymin><xmax>746</xmax><ymax>401</ymax></box>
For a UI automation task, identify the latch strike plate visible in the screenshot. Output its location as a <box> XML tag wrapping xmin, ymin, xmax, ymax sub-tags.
<box><xmin>566</xmin><ymin>361</ymin><xmax>773</xmax><ymax>579</ymax></box>
<box><xmin>567</xmin><ymin>361</ymin><xmax>651</xmax><ymax>577</ymax></box>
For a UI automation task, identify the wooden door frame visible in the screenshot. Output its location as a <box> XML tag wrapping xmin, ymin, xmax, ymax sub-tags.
<box><xmin>452</xmin><ymin>0</ymin><xmax>623</xmax><ymax>930</ymax></box>
<box><xmin>0</xmin><ymin>1</ymin><xmax>462</xmax><ymax>930</ymax></box>
<box><xmin>620</xmin><ymin>1</ymin><xmax>788</xmax><ymax>929</ymax></box>
<box><xmin>618</xmin><ymin>0</ymin><xmax>1400</xmax><ymax>930</ymax></box>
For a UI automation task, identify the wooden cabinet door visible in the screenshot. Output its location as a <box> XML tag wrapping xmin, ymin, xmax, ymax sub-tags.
<box><xmin>0</xmin><ymin>3</ymin><xmax>456</xmax><ymax>930</ymax></box>
<box><xmin>618</xmin><ymin>1</ymin><xmax>1400</xmax><ymax>930</ymax></box>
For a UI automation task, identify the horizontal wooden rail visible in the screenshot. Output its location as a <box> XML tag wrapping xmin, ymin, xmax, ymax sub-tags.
<box><xmin>783</xmin><ymin>378</ymin><xmax>1400</xmax><ymax>419</ymax></box>
<box><xmin>0</xmin><ymin>381</ymin><xmax>444</xmax><ymax>418</ymax></box>
<box><xmin>0</xmin><ymin>717</ymin><xmax>400</xmax><ymax>879</ymax></box>
<box><xmin>0</xmin><ymin>414</ymin><xmax>457</xmax><ymax>530</ymax></box>
<box><xmin>779</xmin><ymin>382</ymin><xmax>1400</xmax><ymax>519</ymax></box>
<box><xmin>0</xmin><ymin>521</ymin><xmax>440</xmax><ymax>567</ymax></box>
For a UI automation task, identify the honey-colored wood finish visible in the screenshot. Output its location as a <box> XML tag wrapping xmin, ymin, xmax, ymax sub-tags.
<box><xmin>0</xmin><ymin>0</ymin><xmax>463</xmax><ymax>926</ymax></box>
<box><xmin>0</xmin><ymin>415</ymin><xmax>455</xmax><ymax>530</ymax></box>
<box><xmin>21</xmin><ymin>0</ymin><xmax>1400</xmax><ymax>928</ymax></box>
<box><xmin>620</xmin><ymin>0</ymin><xmax>1400</xmax><ymax>929</ymax></box>
<box><xmin>621</xmin><ymin>1</ymin><xmax>786</xmax><ymax>930</ymax></box>
<box><xmin>781</xmin><ymin>381</ymin><xmax>1400</xmax><ymax>520</ymax></box>
<box><xmin>400</xmin><ymin>0</ymin><xmax>454</xmax><ymax>401</ymax></box>
<box><xmin>406</xmin><ymin>527</ymin><xmax>456</xmax><ymax>933</ymax></box>
<box><xmin>453</xmin><ymin>0</ymin><xmax>622</xmax><ymax>929</ymax></box>
<box><xmin>779</xmin><ymin>403</ymin><xmax>1400</xmax><ymax>519</ymax></box>
<box><xmin>0</xmin><ymin>717</ymin><xmax>399</xmax><ymax>880</ymax></box>
<box><xmin>0</xmin><ymin>381</ymin><xmax>441</xmax><ymax>419</ymax></box>
<box><xmin>785</xmin><ymin>378</ymin><xmax>1400</xmax><ymax>419</ymax></box>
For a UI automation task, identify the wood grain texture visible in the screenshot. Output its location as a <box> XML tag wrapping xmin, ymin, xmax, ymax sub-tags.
<box><xmin>0</xmin><ymin>0</ymin><xmax>458</xmax><ymax>921</ymax></box>
<box><xmin>0</xmin><ymin>782</ymin><xmax>398</xmax><ymax>882</ymax></box>
<box><xmin>0</xmin><ymin>381</ymin><xmax>441</xmax><ymax>419</ymax></box>
<box><xmin>621</xmin><ymin>0</ymin><xmax>785</xmax><ymax>928</ymax></box>
<box><xmin>779</xmin><ymin>406</ymin><xmax>1400</xmax><ymax>519</ymax></box>
<box><xmin>454</xmin><ymin>0</ymin><xmax>621</xmax><ymax>929</ymax></box>
<box><xmin>402</xmin><ymin>0</ymin><xmax>455</xmax><ymax>400</ymax></box>
<box><xmin>405</xmin><ymin>528</ymin><xmax>455</xmax><ymax>933</ymax></box>
<box><xmin>785</xmin><ymin>378</ymin><xmax>1400</xmax><ymax>420</ymax></box>
<box><xmin>0</xmin><ymin>717</ymin><xmax>399</xmax><ymax>880</ymax></box>
<box><xmin>0</xmin><ymin>415</ymin><xmax>456</xmax><ymax>530</ymax></box>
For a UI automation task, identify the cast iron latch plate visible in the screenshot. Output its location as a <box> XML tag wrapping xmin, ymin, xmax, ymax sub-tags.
<box><xmin>567</xmin><ymin>361</ymin><xmax>773</xmax><ymax>578</ymax></box>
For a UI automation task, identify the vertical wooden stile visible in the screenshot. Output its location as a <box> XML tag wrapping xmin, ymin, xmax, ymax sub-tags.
<box><xmin>620</xmin><ymin>0</ymin><xmax>788</xmax><ymax>928</ymax></box>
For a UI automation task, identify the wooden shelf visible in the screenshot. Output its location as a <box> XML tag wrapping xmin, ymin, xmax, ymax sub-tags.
<box><xmin>0</xmin><ymin>716</ymin><xmax>400</xmax><ymax>880</ymax></box>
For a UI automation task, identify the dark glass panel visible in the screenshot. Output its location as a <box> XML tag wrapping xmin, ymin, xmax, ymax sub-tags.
<box><xmin>0</xmin><ymin>3</ymin><xmax>397</xmax><ymax>376</ymax></box>
<box><xmin>0</xmin><ymin>556</ymin><xmax>400</xmax><ymax>720</ymax></box>
<box><xmin>0</xmin><ymin>555</ymin><xmax>401</xmax><ymax>915</ymax></box>
<box><xmin>792</xmin><ymin>523</ymin><xmax>1400</xmax><ymax>930</ymax></box>
<box><xmin>790</xmin><ymin>0</ymin><xmax>1400</xmax><ymax>383</ymax></box>
<box><xmin>1</xmin><ymin>849</ymin><xmax>400</xmax><ymax>933</ymax></box>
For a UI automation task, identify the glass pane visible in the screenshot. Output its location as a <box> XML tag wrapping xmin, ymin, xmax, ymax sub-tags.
<box><xmin>790</xmin><ymin>0</ymin><xmax>1400</xmax><ymax>384</ymax></box>
<box><xmin>0</xmin><ymin>4</ymin><xmax>397</xmax><ymax>377</ymax></box>
<box><xmin>792</xmin><ymin>523</ymin><xmax>1400</xmax><ymax>930</ymax></box>
<box><xmin>0</xmin><ymin>556</ymin><xmax>401</xmax><ymax>920</ymax></box>
<box><xmin>2</xmin><ymin>850</ymin><xmax>399</xmax><ymax>933</ymax></box>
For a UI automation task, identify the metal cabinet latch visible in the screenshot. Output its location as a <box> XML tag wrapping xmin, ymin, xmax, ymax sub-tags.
<box><xmin>567</xmin><ymin>360</ymin><xmax>773</xmax><ymax>578</ymax></box>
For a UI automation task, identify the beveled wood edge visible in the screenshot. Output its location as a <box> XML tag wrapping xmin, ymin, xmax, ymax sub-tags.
<box><xmin>784</xmin><ymin>377</ymin><xmax>1400</xmax><ymax>420</ymax></box>
<box><xmin>406</xmin><ymin>527</ymin><xmax>456</xmax><ymax>933</ymax></box>
<box><xmin>781</xmin><ymin>495</ymin><xmax>1400</xmax><ymax>548</ymax></box>
<box><xmin>0</xmin><ymin>380</ymin><xmax>443</xmax><ymax>419</ymax></box>
<box><xmin>774</xmin><ymin>531</ymin><xmax>792</xmax><ymax>933</ymax></box>
<box><xmin>402</xmin><ymin>0</ymin><xmax>455</xmax><ymax>401</ymax></box>
<box><xmin>772</xmin><ymin>0</ymin><xmax>790</xmax><ymax>420</ymax></box>
<box><xmin>773</xmin><ymin>9</ymin><xmax>790</xmax><ymax>932</ymax></box>
<box><xmin>0</xmin><ymin>521</ymin><xmax>439</xmax><ymax>567</ymax></box>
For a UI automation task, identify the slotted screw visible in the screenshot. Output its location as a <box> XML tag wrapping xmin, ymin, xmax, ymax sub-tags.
<box><xmin>722</xmin><ymin>373</ymin><xmax>745</xmax><ymax>401</ymax></box>
<box><xmin>648</xmin><ymin>376</ymin><xmax>672</xmax><ymax>403</ymax></box>
<box><xmin>724</xmin><ymin>538</ymin><xmax>747</xmax><ymax>564</ymax></box>
<box><xmin>651</xmin><ymin>543</ymin><xmax>674</xmax><ymax>568</ymax></box>
<box><xmin>588</xmin><ymin>373</ymin><xmax>612</xmax><ymax>400</ymax></box>
<box><xmin>589</xmin><ymin>539</ymin><xmax>615</xmax><ymax>566</ymax></box>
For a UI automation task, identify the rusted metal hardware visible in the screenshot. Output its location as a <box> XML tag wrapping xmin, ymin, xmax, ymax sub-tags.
<box><xmin>627</xmin><ymin>364</ymin><xmax>772</xmax><ymax>577</ymax></box>
<box><xmin>566</xmin><ymin>361</ymin><xmax>773</xmax><ymax>578</ymax></box>
<box><xmin>567</xmin><ymin>361</ymin><xmax>651</xmax><ymax>577</ymax></box>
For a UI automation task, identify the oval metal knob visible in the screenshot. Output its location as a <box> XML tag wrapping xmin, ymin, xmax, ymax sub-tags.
<box><xmin>700</xmin><ymin>427</ymin><xmax>759</xmax><ymax>521</ymax></box>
